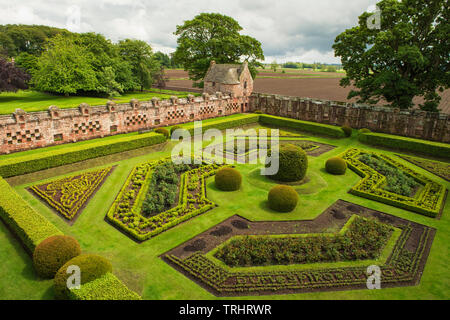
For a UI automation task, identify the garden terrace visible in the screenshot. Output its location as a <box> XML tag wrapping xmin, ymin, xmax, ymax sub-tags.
<box><xmin>0</xmin><ymin>112</ymin><xmax>449</xmax><ymax>300</ymax></box>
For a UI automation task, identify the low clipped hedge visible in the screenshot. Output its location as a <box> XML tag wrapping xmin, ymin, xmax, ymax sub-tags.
<box><xmin>155</xmin><ymin>127</ymin><xmax>170</xmax><ymax>138</ymax></box>
<box><xmin>54</xmin><ymin>254</ymin><xmax>112</xmax><ymax>300</ymax></box>
<box><xmin>33</xmin><ymin>235</ymin><xmax>81</xmax><ymax>278</ymax></box>
<box><xmin>268</xmin><ymin>185</ymin><xmax>299</xmax><ymax>212</ymax></box>
<box><xmin>341</xmin><ymin>126</ymin><xmax>352</xmax><ymax>137</ymax></box>
<box><xmin>258</xmin><ymin>114</ymin><xmax>346</xmax><ymax>138</ymax></box>
<box><xmin>0</xmin><ymin>178</ymin><xmax>63</xmax><ymax>253</ymax></box>
<box><xmin>0</xmin><ymin>132</ymin><xmax>166</xmax><ymax>178</ymax></box>
<box><xmin>215</xmin><ymin>167</ymin><xmax>242</xmax><ymax>191</ymax></box>
<box><xmin>69</xmin><ymin>272</ymin><xmax>141</xmax><ymax>300</ymax></box>
<box><xmin>170</xmin><ymin>125</ymin><xmax>183</xmax><ymax>135</ymax></box>
<box><xmin>358</xmin><ymin>132</ymin><xmax>450</xmax><ymax>159</ymax></box>
<box><xmin>267</xmin><ymin>144</ymin><xmax>308</xmax><ymax>182</ymax></box>
<box><xmin>183</xmin><ymin>114</ymin><xmax>260</xmax><ymax>135</ymax></box>
<box><xmin>326</xmin><ymin>157</ymin><xmax>347</xmax><ymax>175</ymax></box>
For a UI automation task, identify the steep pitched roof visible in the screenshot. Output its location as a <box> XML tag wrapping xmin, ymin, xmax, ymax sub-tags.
<box><xmin>204</xmin><ymin>63</ymin><xmax>246</xmax><ymax>85</ymax></box>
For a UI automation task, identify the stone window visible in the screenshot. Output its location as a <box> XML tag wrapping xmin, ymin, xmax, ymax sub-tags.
<box><xmin>110</xmin><ymin>125</ymin><xmax>118</xmax><ymax>133</ymax></box>
<box><xmin>54</xmin><ymin>134</ymin><xmax>63</xmax><ymax>142</ymax></box>
<box><xmin>190</xmin><ymin>113</ymin><xmax>195</xmax><ymax>119</ymax></box>
<box><xmin>244</xmin><ymin>81</ymin><xmax>247</xmax><ymax>89</ymax></box>
<box><xmin>154</xmin><ymin>119</ymin><xmax>160</xmax><ymax>125</ymax></box>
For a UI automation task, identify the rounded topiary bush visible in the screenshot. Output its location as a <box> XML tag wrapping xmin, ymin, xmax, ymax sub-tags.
<box><xmin>155</xmin><ymin>127</ymin><xmax>170</xmax><ymax>139</ymax></box>
<box><xmin>268</xmin><ymin>185</ymin><xmax>299</xmax><ymax>212</ymax></box>
<box><xmin>170</xmin><ymin>125</ymin><xmax>182</xmax><ymax>135</ymax></box>
<box><xmin>33</xmin><ymin>235</ymin><xmax>81</xmax><ymax>279</ymax></box>
<box><xmin>266</xmin><ymin>144</ymin><xmax>308</xmax><ymax>182</ymax></box>
<box><xmin>341</xmin><ymin>125</ymin><xmax>352</xmax><ymax>137</ymax></box>
<box><xmin>215</xmin><ymin>167</ymin><xmax>242</xmax><ymax>191</ymax></box>
<box><xmin>54</xmin><ymin>254</ymin><xmax>112</xmax><ymax>299</ymax></box>
<box><xmin>325</xmin><ymin>157</ymin><xmax>347</xmax><ymax>175</ymax></box>
<box><xmin>359</xmin><ymin>128</ymin><xmax>371</xmax><ymax>134</ymax></box>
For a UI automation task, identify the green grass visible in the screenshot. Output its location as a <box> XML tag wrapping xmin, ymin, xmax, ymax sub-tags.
<box><xmin>0</xmin><ymin>89</ymin><xmax>200</xmax><ymax>115</ymax></box>
<box><xmin>0</xmin><ymin>124</ymin><xmax>449</xmax><ymax>300</ymax></box>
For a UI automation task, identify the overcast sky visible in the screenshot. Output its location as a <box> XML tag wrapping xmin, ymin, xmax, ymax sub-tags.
<box><xmin>0</xmin><ymin>0</ymin><xmax>379</xmax><ymax>64</ymax></box>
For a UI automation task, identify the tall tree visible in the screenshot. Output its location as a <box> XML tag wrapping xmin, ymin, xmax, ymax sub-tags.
<box><xmin>118</xmin><ymin>39</ymin><xmax>159</xmax><ymax>91</ymax></box>
<box><xmin>333</xmin><ymin>0</ymin><xmax>449</xmax><ymax>111</ymax></box>
<box><xmin>32</xmin><ymin>35</ymin><xmax>98</xmax><ymax>95</ymax></box>
<box><xmin>0</xmin><ymin>57</ymin><xmax>30</xmax><ymax>92</ymax></box>
<box><xmin>172</xmin><ymin>13</ymin><xmax>264</xmax><ymax>87</ymax></box>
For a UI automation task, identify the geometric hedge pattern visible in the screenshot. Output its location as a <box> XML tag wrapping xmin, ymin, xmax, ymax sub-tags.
<box><xmin>30</xmin><ymin>167</ymin><xmax>113</xmax><ymax>220</ymax></box>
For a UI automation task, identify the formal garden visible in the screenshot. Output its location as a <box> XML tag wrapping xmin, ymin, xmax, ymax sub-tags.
<box><xmin>0</xmin><ymin>112</ymin><xmax>449</xmax><ymax>300</ymax></box>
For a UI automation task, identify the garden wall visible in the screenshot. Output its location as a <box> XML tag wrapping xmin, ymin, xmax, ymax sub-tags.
<box><xmin>0</xmin><ymin>92</ymin><xmax>249</xmax><ymax>154</ymax></box>
<box><xmin>249</xmin><ymin>93</ymin><xmax>450</xmax><ymax>143</ymax></box>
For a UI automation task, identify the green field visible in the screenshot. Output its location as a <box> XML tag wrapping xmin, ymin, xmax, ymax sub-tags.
<box><xmin>0</xmin><ymin>89</ymin><xmax>200</xmax><ymax>115</ymax></box>
<box><xmin>0</xmin><ymin>120</ymin><xmax>448</xmax><ymax>300</ymax></box>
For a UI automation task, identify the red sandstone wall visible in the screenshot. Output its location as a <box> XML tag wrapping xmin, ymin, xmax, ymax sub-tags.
<box><xmin>249</xmin><ymin>93</ymin><xmax>450</xmax><ymax>143</ymax></box>
<box><xmin>0</xmin><ymin>93</ymin><xmax>249</xmax><ymax>154</ymax></box>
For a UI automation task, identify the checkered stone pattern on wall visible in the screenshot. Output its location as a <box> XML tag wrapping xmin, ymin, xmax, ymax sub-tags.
<box><xmin>73</xmin><ymin>121</ymin><xmax>101</xmax><ymax>134</ymax></box>
<box><xmin>125</xmin><ymin>114</ymin><xmax>148</xmax><ymax>126</ymax></box>
<box><xmin>5</xmin><ymin>129</ymin><xmax>41</xmax><ymax>145</ymax></box>
<box><xmin>167</xmin><ymin>109</ymin><xmax>185</xmax><ymax>120</ymax></box>
<box><xmin>225</xmin><ymin>103</ymin><xmax>240</xmax><ymax>111</ymax></box>
<box><xmin>199</xmin><ymin>106</ymin><xmax>215</xmax><ymax>115</ymax></box>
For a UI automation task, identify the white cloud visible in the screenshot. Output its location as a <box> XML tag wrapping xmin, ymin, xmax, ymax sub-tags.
<box><xmin>0</xmin><ymin>0</ymin><xmax>379</xmax><ymax>63</ymax></box>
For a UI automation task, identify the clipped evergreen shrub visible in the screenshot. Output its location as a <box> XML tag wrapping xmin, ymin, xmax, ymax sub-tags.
<box><xmin>266</xmin><ymin>144</ymin><xmax>308</xmax><ymax>182</ymax></box>
<box><xmin>155</xmin><ymin>127</ymin><xmax>170</xmax><ymax>138</ymax></box>
<box><xmin>170</xmin><ymin>125</ymin><xmax>183</xmax><ymax>136</ymax></box>
<box><xmin>359</xmin><ymin>128</ymin><xmax>371</xmax><ymax>134</ymax></box>
<box><xmin>326</xmin><ymin>157</ymin><xmax>347</xmax><ymax>175</ymax></box>
<box><xmin>268</xmin><ymin>185</ymin><xmax>299</xmax><ymax>212</ymax></box>
<box><xmin>54</xmin><ymin>254</ymin><xmax>112</xmax><ymax>300</ymax></box>
<box><xmin>215</xmin><ymin>167</ymin><xmax>242</xmax><ymax>191</ymax></box>
<box><xmin>33</xmin><ymin>235</ymin><xmax>81</xmax><ymax>279</ymax></box>
<box><xmin>341</xmin><ymin>125</ymin><xmax>352</xmax><ymax>137</ymax></box>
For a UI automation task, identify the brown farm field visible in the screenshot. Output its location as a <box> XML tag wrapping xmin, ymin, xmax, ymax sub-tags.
<box><xmin>165</xmin><ymin>69</ymin><xmax>450</xmax><ymax>113</ymax></box>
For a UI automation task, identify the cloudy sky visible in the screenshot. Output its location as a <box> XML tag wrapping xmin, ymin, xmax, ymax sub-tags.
<box><xmin>0</xmin><ymin>0</ymin><xmax>379</xmax><ymax>64</ymax></box>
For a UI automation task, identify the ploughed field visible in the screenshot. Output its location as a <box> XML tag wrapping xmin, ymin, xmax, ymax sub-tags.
<box><xmin>165</xmin><ymin>69</ymin><xmax>450</xmax><ymax>112</ymax></box>
<box><xmin>0</xmin><ymin>113</ymin><xmax>449</xmax><ymax>300</ymax></box>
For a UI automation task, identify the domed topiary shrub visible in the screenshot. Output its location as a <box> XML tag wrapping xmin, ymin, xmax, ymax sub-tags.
<box><xmin>359</xmin><ymin>128</ymin><xmax>371</xmax><ymax>134</ymax></box>
<box><xmin>155</xmin><ymin>127</ymin><xmax>170</xmax><ymax>139</ymax></box>
<box><xmin>170</xmin><ymin>125</ymin><xmax>182</xmax><ymax>136</ymax></box>
<box><xmin>33</xmin><ymin>235</ymin><xmax>81</xmax><ymax>279</ymax></box>
<box><xmin>54</xmin><ymin>254</ymin><xmax>112</xmax><ymax>299</ymax></box>
<box><xmin>268</xmin><ymin>185</ymin><xmax>299</xmax><ymax>212</ymax></box>
<box><xmin>325</xmin><ymin>157</ymin><xmax>347</xmax><ymax>175</ymax></box>
<box><xmin>215</xmin><ymin>167</ymin><xmax>242</xmax><ymax>191</ymax></box>
<box><xmin>341</xmin><ymin>126</ymin><xmax>352</xmax><ymax>137</ymax></box>
<box><xmin>266</xmin><ymin>144</ymin><xmax>308</xmax><ymax>182</ymax></box>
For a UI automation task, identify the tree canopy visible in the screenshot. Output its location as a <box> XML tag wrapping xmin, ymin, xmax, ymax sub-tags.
<box><xmin>172</xmin><ymin>13</ymin><xmax>264</xmax><ymax>87</ymax></box>
<box><xmin>333</xmin><ymin>0</ymin><xmax>449</xmax><ymax>111</ymax></box>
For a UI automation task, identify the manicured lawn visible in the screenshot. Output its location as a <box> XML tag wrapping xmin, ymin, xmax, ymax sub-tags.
<box><xmin>0</xmin><ymin>126</ymin><xmax>449</xmax><ymax>300</ymax></box>
<box><xmin>0</xmin><ymin>89</ymin><xmax>200</xmax><ymax>115</ymax></box>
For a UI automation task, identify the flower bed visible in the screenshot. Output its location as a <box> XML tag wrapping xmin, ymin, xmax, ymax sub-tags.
<box><xmin>215</xmin><ymin>216</ymin><xmax>392</xmax><ymax>267</ymax></box>
<box><xmin>399</xmin><ymin>155</ymin><xmax>450</xmax><ymax>182</ymax></box>
<box><xmin>163</xmin><ymin>201</ymin><xmax>436</xmax><ymax>296</ymax></box>
<box><xmin>30</xmin><ymin>167</ymin><xmax>113</xmax><ymax>220</ymax></box>
<box><xmin>106</xmin><ymin>157</ymin><xmax>226</xmax><ymax>241</ymax></box>
<box><xmin>339</xmin><ymin>148</ymin><xmax>446</xmax><ymax>218</ymax></box>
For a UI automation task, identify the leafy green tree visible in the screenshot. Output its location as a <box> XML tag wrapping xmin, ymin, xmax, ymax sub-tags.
<box><xmin>172</xmin><ymin>13</ymin><xmax>264</xmax><ymax>87</ymax></box>
<box><xmin>333</xmin><ymin>0</ymin><xmax>449</xmax><ymax>111</ymax></box>
<box><xmin>32</xmin><ymin>35</ymin><xmax>98</xmax><ymax>95</ymax></box>
<box><xmin>98</xmin><ymin>66</ymin><xmax>123</xmax><ymax>97</ymax></box>
<box><xmin>14</xmin><ymin>52</ymin><xmax>38</xmax><ymax>75</ymax></box>
<box><xmin>154</xmin><ymin>51</ymin><xmax>171</xmax><ymax>68</ymax></box>
<box><xmin>271</xmin><ymin>61</ymin><xmax>278</xmax><ymax>72</ymax></box>
<box><xmin>118</xmin><ymin>39</ymin><xmax>159</xmax><ymax>91</ymax></box>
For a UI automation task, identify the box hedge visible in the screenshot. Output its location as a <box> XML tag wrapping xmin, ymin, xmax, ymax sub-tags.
<box><xmin>0</xmin><ymin>132</ymin><xmax>166</xmax><ymax>178</ymax></box>
<box><xmin>0</xmin><ymin>178</ymin><xmax>63</xmax><ymax>252</ymax></box>
<box><xmin>358</xmin><ymin>132</ymin><xmax>450</xmax><ymax>159</ymax></box>
<box><xmin>258</xmin><ymin>115</ymin><xmax>346</xmax><ymax>138</ymax></box>
<box><xmin>69</xmin><ymin>272</ymin><xmax>142</xmax><ymax>300</ymax></box>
